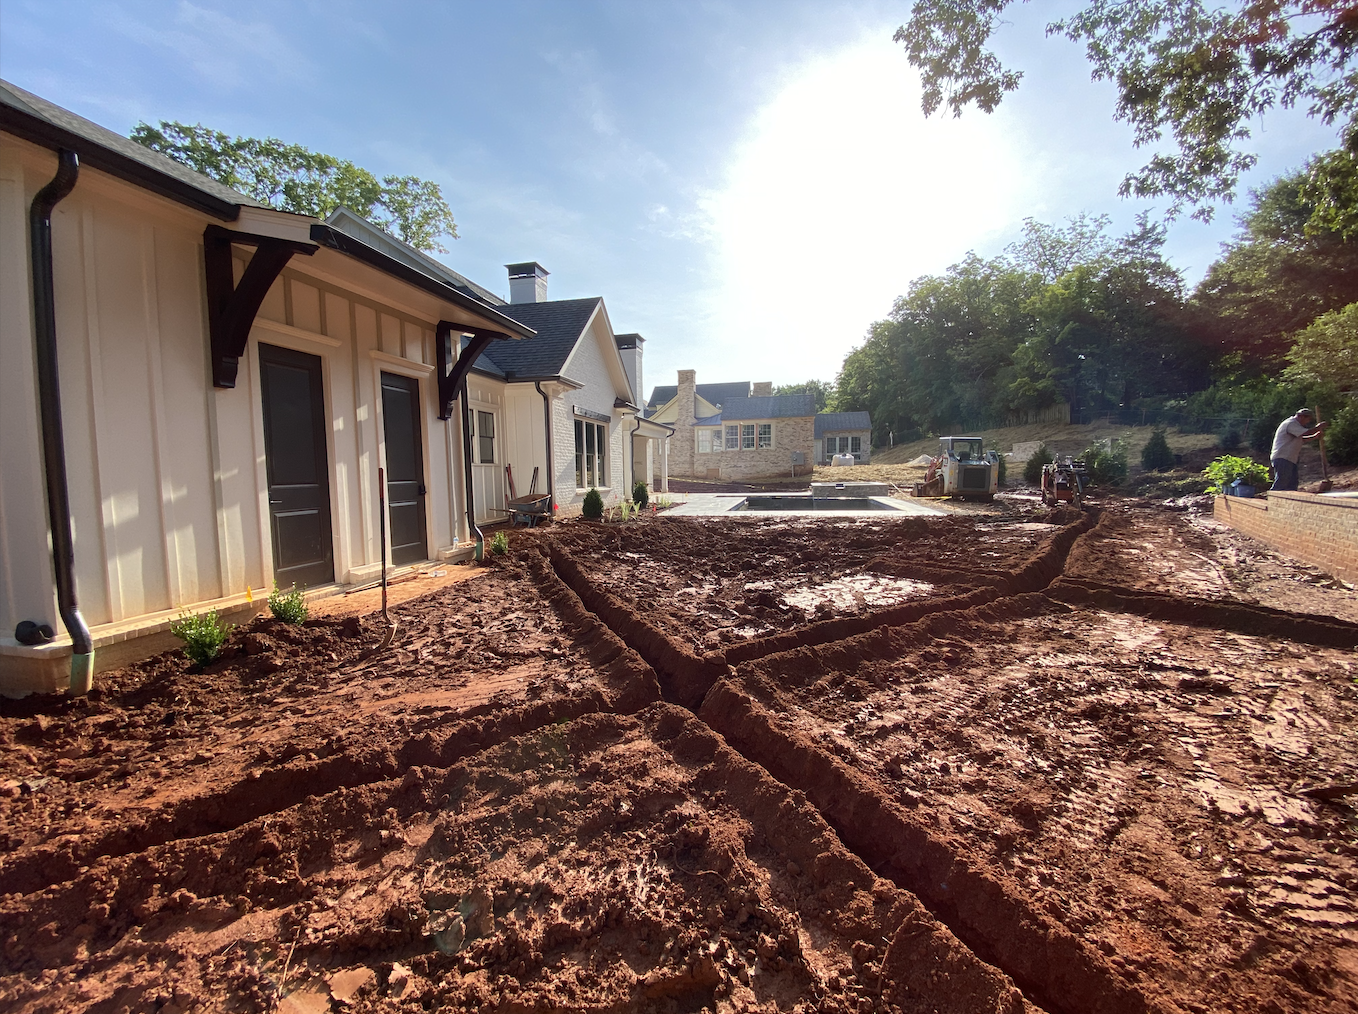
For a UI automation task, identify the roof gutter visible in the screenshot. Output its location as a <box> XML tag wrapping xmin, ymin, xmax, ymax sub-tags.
<box><xmin>1</xmin><ymin>105</ymin><xmax>241</xmax><ymax>221</ymax></box>
<box><xmin>29</xmin><ymin>149</ymin><xmax>94</xmax><ymax>693</ymax></box>
<box><xmin>310</xmin><ymin>224</ymin><xmax>535</xmax><ymax>339</ymax></box>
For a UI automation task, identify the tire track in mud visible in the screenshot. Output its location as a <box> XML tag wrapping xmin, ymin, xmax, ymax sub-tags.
<box><xmin>0</xmin><ymin>553</ymin><xmax>664</xmax><ymax>900</ymax></box>
<box><xmin>696</xmin><ymin>680</ymin><xmax>1177</xmax><ymax>1014</ymax></box>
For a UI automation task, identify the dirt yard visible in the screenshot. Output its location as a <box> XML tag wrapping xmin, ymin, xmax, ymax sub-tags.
<box><xmin>2</xmin><ymin>496</ymin><xmax>1355</xmax><ymax>1014</ymax></box>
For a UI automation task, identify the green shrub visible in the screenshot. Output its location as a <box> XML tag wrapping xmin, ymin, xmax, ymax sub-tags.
<box><xmin>632</xmin><ymin>479</ymin><xmax>649</xmax><ymax>509</ymax></box>
<box><xmin>489</xmin><ymin>530</ymin><xmax>509</xmax><ymax>556</ymax></box>
<box><xmin>1023</xmin><ymin>444</ymin><xmax>1054</xmax><ymax>485</ymax></box>
<box><xmin>582</xmin><ymin>487</ymin><xmax>604</xmax><ymax>520</ymax></box>
<box><xmin>1202</xmin><ymin>455</ymin><xmax>1270</xmax><ymax>495</ymax></box>
<box><xmin>170</xmin><ymin>609</ymin><xmax>231</xmax><ymax>667</ymax></box>
<box><xmin>268</xmin><ymin>582</ymin><xmax>308</xmax><ymax>624</ymax></box>
<box><xmin>1140</xmin><ymin>428</ymin><xmax>1175</xmax><ymax>472</ymax></box>
<box><xmin>1080</xmin><ymin>438</ymin><xmax>1129</xmax><ymax>486</ymax></box>
<box><xmin>1218</xmin><ymin>419</ymin><xmax>1242</xmax><ymax>451</ymax></box>
<box><xmin>1325</xmin><ymin>403</ymin><xmax>1358</xmax><ymax>466</ymax></box>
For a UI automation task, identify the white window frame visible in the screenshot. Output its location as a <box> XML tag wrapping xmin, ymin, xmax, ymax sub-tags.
<box><xmin>757</xmin><ymin>423</ymin><xmax>772</xmax><ymax>449</ymax></box>
<box><xmin>697</xmin><ymin>429</ymin><xmax>711</xmax><ymax>454</ymax></box>
<box><xmin>741</xmin><ymin>424</ymin><xmax>755</xmax><ymax>449</ymax></box>
<box><xmin>725</xmin><ymin>425</ymin><xmax>739</xmax><ymax>450</ymax></box>
<box><xmin>575</xmin><ymin>418</ymin><xmax>608</xmax><ymax>489</ymax></box>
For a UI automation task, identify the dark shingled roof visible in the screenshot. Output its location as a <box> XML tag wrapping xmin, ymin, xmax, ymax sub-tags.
<box><xmin>1</xmin><ymin>77</ymin><xmax>265</xmax><ymax>218</ymax></box>
<box><xmin>814</xmin><ymin>411</ymin><xmax>872</xmax><ymax>438</ymax></box>
<box><xmin>476</xmin><ymin>298</ymin><xmax>603</xmax><ymax>378</ymax></box>
<box><xmin>721</xmin><ymin>394</ymin><xmax>816</xmax><ymax>420</ymax></box>
<box><xmin>646</xmin><ymin>381</ymin><xmax>751</xmax><ymax>410</ymax></box>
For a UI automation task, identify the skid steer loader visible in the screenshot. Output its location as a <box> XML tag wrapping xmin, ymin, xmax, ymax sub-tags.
<box><xmin>912</xmin><ymin>436</ymin><xmax>1000</xmax><ymax>501</ymax></box>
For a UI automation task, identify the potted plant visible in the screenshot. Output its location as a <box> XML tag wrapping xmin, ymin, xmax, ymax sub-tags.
<box><xmin>1202</xmin><ymin>455</ymin><xmax>1270</xmax><ymax>497</ymax></box>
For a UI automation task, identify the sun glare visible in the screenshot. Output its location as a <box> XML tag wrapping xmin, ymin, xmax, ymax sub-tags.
<box><xmin>701</xmin><ymin>36</ymin><xmax>1033</xmax><ymax>384</ymax></box>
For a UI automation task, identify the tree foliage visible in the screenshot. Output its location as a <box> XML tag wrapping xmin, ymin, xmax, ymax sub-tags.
<box><xmin>131</xmin><ymin>121</ymin><xmax>458</xmax><ymax>252</ymax></box>
<box><xmin>895</xmin><ymin>1</ymin><xmax>1358</xmax><ymax>218</ymax></box>
<box><xmin>834</xmin><ymin>215</ymin><xmax>1207</xmax><ymax>441</ymax></box>
<box><xmin>1284</xmin><ymin>301</ymin><xmax>1358</xmax><ymax>389</ymax></box>
<box><xmin>1192</xmin><ymin>170</ymin><xmax>1358</xmax><ymax>366</ymax></box>
<box><xmin>772</xmin><ymin>380</ymin><xmax>834</xmax><ymax>412</ymax></box>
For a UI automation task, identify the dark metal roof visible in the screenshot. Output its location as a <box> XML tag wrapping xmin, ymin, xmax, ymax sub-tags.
<box><xmin>614</xmin><ymin>332</ymin><xmax>644</xmax><ymax>349</ymax></box>
<box><xmin>646</xmin><ymin>381</ymin><xmax>751</xmax><ymax>410</ymax></box>
<box><xmin>814</xmin><ymin>411</ymin><xmax>872</xmax><ymax>437</ymax></box>
<box><xmin>325</xmin><ymin>208</ymin><xmax>506</xmax><ymax>307</ymax></box>
<box><xmin>0</xmin><ymin>78</ymin><xmax>260</xmax><ymax>221</ymax></box>
<box><xmin>310</xmin><ymin>218</ymin><xmax>535</xmax><ymax>339</ymax></box>
<box><xmin>476</xmin><ymin>298</ymin><xmax>603</xmax><ymax>377</ymax></box>
<box><xmin>722</xmin><ymin>394</ymin><xmax>816</xmax><ymax>420</ymax></box>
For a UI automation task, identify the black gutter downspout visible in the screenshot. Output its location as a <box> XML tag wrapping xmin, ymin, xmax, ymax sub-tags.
<box><xmin>29</xmin><ymin>149</ymin><xmax>94</xmax><ymax>694</ymax></box>
<box><xmin>534</xmin><ymin>381</ymin><xmax>554</xmax><ymax>511</ymax></box>
<box><xmin>460</xmin><ymin>377</ymin><xmax>482</xmax><ymax>559</ymax></box>
<box><xmin>632</xmin><ymin>414</ymin><xmax>644</xmax><ymax>495</ymax></box>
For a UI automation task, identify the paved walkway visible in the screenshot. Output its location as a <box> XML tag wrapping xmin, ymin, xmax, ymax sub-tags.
<box><xmin>664</xmin><ymin>493</ymin><xmax>944</xmax><ymax>517</ymax></box>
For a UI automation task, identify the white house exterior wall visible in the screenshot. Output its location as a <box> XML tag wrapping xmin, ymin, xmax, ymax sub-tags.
<box><xmin>558</xmin><ymin>312</ymin><xmax>629</xmax><ymax>512</ymax></box>
<box><xmin>0</xmin><ymin>134</ymin><xmax>507</xmax><ymax>694</ymax></box>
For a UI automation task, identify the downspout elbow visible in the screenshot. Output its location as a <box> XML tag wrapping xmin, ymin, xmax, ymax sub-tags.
<box><xmin>28</xmin><ymin>149</ymin><xmax>93</xmax><ymax>693</ymax></box>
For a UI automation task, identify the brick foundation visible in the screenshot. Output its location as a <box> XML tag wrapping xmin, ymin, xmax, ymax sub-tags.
<box><xmin>1213</xmin><ymin>492</ymin><xmax>1358</xmax><ymax>584</ymax></box>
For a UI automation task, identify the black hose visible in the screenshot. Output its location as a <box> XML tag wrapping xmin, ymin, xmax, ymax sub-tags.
<box><xmin>29</xmin><ymin>149</ymin><xmax>93</xmax><ymax>665</ymax></box>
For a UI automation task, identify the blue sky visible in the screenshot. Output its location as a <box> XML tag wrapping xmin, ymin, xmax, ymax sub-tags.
<box><xmin>1</xmin><ymin>1</ymin><xmax>1340</xmax><ymax>398</ymax></box>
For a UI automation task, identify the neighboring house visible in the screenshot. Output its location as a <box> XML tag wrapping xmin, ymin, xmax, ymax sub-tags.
<box><xmin>467</xmin><ymin>267</ymin><xmax>671</xmax><ymax>519</ymax></box>
<box><xmin>0</xmin><ymin>81</ymin><xmax>551</xmax><ymax>695</ymax></box>
<box><xmin>815</xmin><ymin>412</ymin><xmax>873</xmax><ymax>464</ymax></box>
<box><xmin>648</xmin><ymin>371</ymin><xmax>815</xmax><ymax>480</ymax></box>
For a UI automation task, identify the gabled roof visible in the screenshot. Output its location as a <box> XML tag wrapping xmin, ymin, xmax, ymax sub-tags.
<box><xmin>815</xmin><ymin>411</ymin><xmax>872</xmax><ymax>437</ymax></box>
<box><xmin>722</xmin><ymin>394</ymin><xmax>816</xmax><ymax>420</ymax></box>
<box><xmin>476</xmin><ymin>298</ymin><xmax>603</xmax><ymax>378</ymax></box>
<box><xmin>0</xmin><ymin>77</ymin><xmax>263</xmax><ymax>220</ymax></box>
<box><xmin>647</xmin><ymin>381</ymin><xmax>751</xmax><ymax>410</ymax></box>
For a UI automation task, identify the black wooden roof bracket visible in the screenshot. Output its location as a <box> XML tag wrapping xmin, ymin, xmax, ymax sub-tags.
<box><xmin>204</xmin><ymin>224</ymin><xmax>317</xmax><ymax>388</ymax></box>
<box><xmin>435</xmin><ymin>321</ymin><xmax>508</xmax><ymax>420</ymax></box>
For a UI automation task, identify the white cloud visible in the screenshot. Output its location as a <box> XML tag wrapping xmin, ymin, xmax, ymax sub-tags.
<box><xmin>691</xmin><ymin>35</ymin><xmax>1036</xmax><ymax>386</ymax></box>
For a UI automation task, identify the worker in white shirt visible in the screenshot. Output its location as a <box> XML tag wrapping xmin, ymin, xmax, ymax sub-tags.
<box><xmin>1269</xmin><ymin>408</ymin><xmax>1328</xmax><ymax>491</ymax></box>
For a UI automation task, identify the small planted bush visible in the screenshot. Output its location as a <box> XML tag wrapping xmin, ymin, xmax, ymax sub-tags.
<box><xmin>1140</xmin><ymin>428</ymin><xmax>1175</xmax><ymax>472</ymax></box>
<box><xmin>489</xmin><ymin>530</ymin><xmax>509</xmax><ymax>556</ymax></box>
<box><xmin>1023</xmin><ymin>444</ymin><xmax>1054</xmax><ymax>485</ymax></box>
<box><xmin>582</xmin><ymin>487</ymin><xmax>604</xmax><ymax>520</ymax></box>
<box><xmin>268</xmin><ymin>582</ymin><xmax>308</xmax><ymax>624</ymax></box>
<box><xmin>170</xmin><ymin>609</ymin><xmax>231</xmax><ymax>667</ymax></box>
<box><xmin>632</xmin><ymin>479</ymin><xmax>649</xmax><ymax>509</ymax></box>
<box><xmin>1328</xmin><ymin>403</ymin><xmax>1358</xmax><ymax>466</ymax></box>
<box><xmin>1203</xmin><ymin>455</ymin><xmax>1270</xmax><ymax>495</ymax></box>
<box><xmin>1081</xmin><ymin>438</ymin><xmax>1129</xmax><ymax>486</ymax></box>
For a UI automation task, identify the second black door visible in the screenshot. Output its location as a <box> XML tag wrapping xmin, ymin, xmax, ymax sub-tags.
<box><xmin>259</xmin><ymin>343</ymin><xmax>335</xmax><ymax>589</ymax></box>
<box><xmin>381</xmin><ymin>372</ymin><xmax>428</xmax><ymax>566</ymax></box>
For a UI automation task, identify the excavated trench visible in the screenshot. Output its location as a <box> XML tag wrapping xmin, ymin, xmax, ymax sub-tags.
<box><xmin>4</xmin><ymin>505</ymin><xmax>1355</xmax><ymax>1013</ymax></box>
<box><xmin>541</xmin><ymin>507</ymin><xmax>1358</xmax><ymax>1014</ymax></box>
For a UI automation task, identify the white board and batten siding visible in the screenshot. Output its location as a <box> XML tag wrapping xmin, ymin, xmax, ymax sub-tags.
<box><xmin>556</xmin><ymin>307</ymin><xmax>632</xmax><ymax>510</ymax></box>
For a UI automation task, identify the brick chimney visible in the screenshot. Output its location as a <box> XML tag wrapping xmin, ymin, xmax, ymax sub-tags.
<box><xmin>751</xmin><ymin>382</ymin><xmax>773</xmax><ymax>397</ymax></box>
<box><xmin>505</xmin><ymin>262</ymin><xmax>549</xmax><ymax>303</ymax></box>
<box><xmin>615</xmin><ymin>333</ymin><xmax>644</xmax><ymax>405</ymax></box>
<box><xmin>676</xmin><ymin>369</ymin><xmax>697</xmax><ymax>426</ymax></box>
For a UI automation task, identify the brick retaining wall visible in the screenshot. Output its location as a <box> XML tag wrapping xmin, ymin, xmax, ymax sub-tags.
<box><xmin>1214</xmin><ymin>491</ymin><xmax>1358</xmax><ymax>585</ymax></box>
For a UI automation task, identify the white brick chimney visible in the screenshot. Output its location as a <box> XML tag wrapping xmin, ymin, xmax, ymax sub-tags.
<box><xmin>506</xmin><ymin>262</ymin><xmax>549</xmax><ymax>303</ymax></box>
<box><xmin>615</xmin><ymin>333</ymin><xmax>644</xmax><ymax>405</ymax></box>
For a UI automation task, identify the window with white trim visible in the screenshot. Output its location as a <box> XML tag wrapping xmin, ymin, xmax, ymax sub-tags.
<box><xmin>575</xmin><ymin>419</ymin><xmax>607</xmax><ymax>488</ymax></box>
<box><xmin>757</xmin><ymin>424</ymin><xmax>772</xmax><ymax>448</ymax></box>
<box><xmin>697</xmin><ymin>429</ymin><xmax>711</xmax><ymax>454</ymax></box>
<box><xmin>850</xmin><ymin>435</ymin><xmax>862</xmax><ymax>457</ymax></box>
<box><xmin>741</xmin><ymin>424</ymin><xmax>755</xmax><ymax>449</ymax></box>
<box><xmin>476</xmin><ymin>411</ymin><xmax>495</xmax><ymax>463</ymax></box>
<box><xmin>725</xmin><ymin>425</ymin><xmax>739</xmax><ymax>450</ymax></box>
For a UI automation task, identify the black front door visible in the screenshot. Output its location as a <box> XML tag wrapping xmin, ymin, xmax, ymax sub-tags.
<box><xmin>381</xmin><ymin>372</ymin><xmax>428</xmax><ymax>566</ymax></box>
<box><xmin>259</xmin><ymin>343</ymin><xmax>334</xmax><ymax>589</ymax></box>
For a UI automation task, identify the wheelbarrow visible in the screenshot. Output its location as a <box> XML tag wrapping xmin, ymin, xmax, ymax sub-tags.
<box><xmin>505</xmin><ymin>493</ymin><xmax>551</xmax><ymax>527</ymax></box>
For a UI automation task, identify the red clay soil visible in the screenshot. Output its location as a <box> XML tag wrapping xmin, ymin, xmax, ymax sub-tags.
<box><xmin>1</xmin><ymin>496</ymin><xmax>1355</xmax><ymax>1014</ymax></box>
